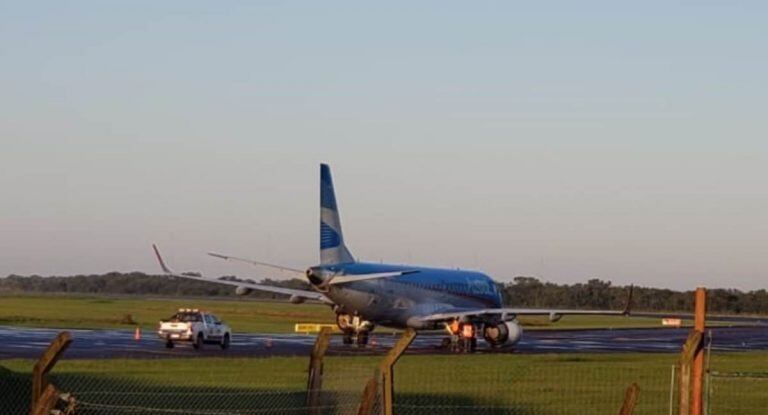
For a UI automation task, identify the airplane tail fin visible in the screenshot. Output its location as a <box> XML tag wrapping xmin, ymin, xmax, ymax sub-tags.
<box><xmin>320</xmin><ymin>164</ymin><xmax>355</xmax><ymax>264</ymax></box>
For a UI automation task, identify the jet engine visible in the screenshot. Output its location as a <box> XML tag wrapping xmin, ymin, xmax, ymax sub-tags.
<box><xmin>235</xmin><ymin>286</ymin><xmax>253</xmax><ymax>296</ymax></box>
<box><xmin>549</xmin><ymin>312</ymin><xmax>562</xmax><ymax>323</ymax></box>
<box><xmin>483</xmin><ymin>321</ymin><xmax>523</xmax><ymax>346</ymax></box>
<box><xmin>289</xmin><ymin>295</ymin><xmax>305</xmax><ymax>304</ymax></box>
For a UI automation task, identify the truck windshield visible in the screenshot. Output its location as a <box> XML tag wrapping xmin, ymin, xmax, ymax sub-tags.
<box><xmin>170</xmin><ymin>312</ymin><xmax>201</xmax><ymax>322</ymax></box>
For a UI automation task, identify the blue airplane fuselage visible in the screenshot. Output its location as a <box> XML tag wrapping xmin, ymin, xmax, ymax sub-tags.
<box><xmin>318</xmin><ymin>262</ymin><xmax>502</xmax><ymax>328</ymax></box>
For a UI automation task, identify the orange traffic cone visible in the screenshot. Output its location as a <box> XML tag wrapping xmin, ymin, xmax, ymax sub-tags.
<box><xmin>134</xmin><ymin>327</ymin><xmax>141</xmax><ymax>341</ymax></box>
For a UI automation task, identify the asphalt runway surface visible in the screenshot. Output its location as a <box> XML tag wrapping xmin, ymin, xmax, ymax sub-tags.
<box><xmin>2</xmin><ymin>325</ymin><xmax>768</xmax><ymax>359</ymax></box>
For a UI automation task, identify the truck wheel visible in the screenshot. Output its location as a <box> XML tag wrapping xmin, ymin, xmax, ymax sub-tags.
<box><xmin>193</xmin><ymin>333</ymin><xmax>204</xmax><ymax>350</ymax></box>
<box><xmin>165</xmin><ymin>340</ymin><xmax>174</xmax><ymax>349</ymax></box>
<box><xmin>220</xmin><ymin>333</ymin><xmax>230</xmax><ymax>350</ymax></box>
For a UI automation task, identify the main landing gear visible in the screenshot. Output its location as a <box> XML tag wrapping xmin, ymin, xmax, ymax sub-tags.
<box><xmin>337</xmin><ymin>313</ymin><xmax>374</xmax><ymax>347</ymax></box>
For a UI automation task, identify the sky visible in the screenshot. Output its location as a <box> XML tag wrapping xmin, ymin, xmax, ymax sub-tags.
<box><xmin>1</xmin><ymin>2</ymin><xmax>767</xmax><ymax>291</ymax></box>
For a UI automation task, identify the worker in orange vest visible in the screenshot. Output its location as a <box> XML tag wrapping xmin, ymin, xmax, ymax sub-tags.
<box><xmin>450</xmin><ymin>320</ymin><xmax>460</xmax><ymax>334</ymax></box>
<box><xmin>449</xmin><ymin>320</ymin><xmax>461</xmax><ymax>352</ymax></box>
<box><xmin>462</xmin><ymin>323</ymin><xmax>474</xmax><ymax>339</ymax></box>
<box><xmin>462</xmin><ymin>323</ymin><xmax>475</xmax><ymax>352</ymax></box>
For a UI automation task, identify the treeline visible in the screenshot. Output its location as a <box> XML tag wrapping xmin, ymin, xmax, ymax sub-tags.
<box><xmin>2</xmin><ymin>273</ymin><xmax>767</xmax><ymax>315</ymax></box>
<box><xmin>500</xmin><ymin>277</ymin><xmax>768</xmax><ymax>315</ymax></box>
<box><xmin>0</xmin><ymin>273</ymin><xmax>311</xmax><ymax>300</ymax></box>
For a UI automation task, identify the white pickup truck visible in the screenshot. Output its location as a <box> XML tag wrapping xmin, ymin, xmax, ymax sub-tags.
<box><xmin>157</xmin><ymin>309</ymin><xmax>231</xmax><ymax>350</ymax></box>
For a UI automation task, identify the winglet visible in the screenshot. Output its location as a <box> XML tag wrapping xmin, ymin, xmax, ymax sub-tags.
<box><xmin>622</xmin><ymin>284</ymin><xmax>634</xmax><ymax>316</ymax></box>
<box><xmin>152</xmin><ymin>244</ymin><xmax>172</xmax><ymax>274</ymax></box>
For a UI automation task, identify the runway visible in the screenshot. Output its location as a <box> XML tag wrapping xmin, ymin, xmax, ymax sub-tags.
<box><xmin>2</xmin><ymin>325</ymin><xmax>767</xmax><ymax>359</ymax></box>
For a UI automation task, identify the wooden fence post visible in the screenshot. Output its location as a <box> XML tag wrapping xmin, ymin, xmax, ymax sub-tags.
<box><xmin>380</xmin><ymin>328</ymin><xmax>417</xmax><ymax>415</ymax></box>
<box><xmin>357</xmin><ymin>328</ymin><xmax>417</xmax><ymax>415</ymax></box>
<box><xmin>357</xmin><ymin>369</ymin><xmax>381</xmax><ymax>415</ymax></box>
<box><xmin>306</xmin><ymin>327</ymin><xmax>332</xmax><ymax>415</ymax></box>
<box><xmin>30</xmin><ymin>331</ymin><xmax>72</xmax><ymax>415</ymax></box>
<box><xmin>618</xmin><ymin>383</ymin><xmax>640</xmax><ymax>415</ymax></box>
<box><xmin>679</xmin><ymin>287</ymin><xmax>706</xmax><ymax>415</ymax></box>
<box><xmin>691</xmin><ymin>287</ymin><xmax>707</xmax><ymax>415</ymax></box>
<box><xmin>678</xmin><ymin>331</ymin><xmax>701</xmax><ymax>415</ymax></box>
<box><xmin>31</xmin><ymin>384</ymin><xmax>60</xmax><ymax>415</ymax></box>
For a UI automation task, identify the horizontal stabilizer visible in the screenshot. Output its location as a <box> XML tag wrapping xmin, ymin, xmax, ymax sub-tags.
<box><xmin>325</xmin><ymin>270</ymin><xmax>418</xmax><ymax>286</ymax></box>
<box><xmin>207</xmin><ymin>252</ymin><xmax>305</xmax><ymax>277</ymax></box>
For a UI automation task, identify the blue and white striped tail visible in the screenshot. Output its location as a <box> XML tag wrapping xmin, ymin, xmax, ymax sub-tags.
<box><xmin>320</xmin><ymin>164</ymin><xmax>355</xmax><ymax>264</ymax></box>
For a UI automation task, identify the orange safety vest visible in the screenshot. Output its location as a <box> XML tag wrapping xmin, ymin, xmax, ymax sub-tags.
<box><xmin>450</xmin><ymin>320</ymin><xmax>460</xmax><ymax>334</ymax></box>
<box><xmin>462</xmin><ymin>324</ymin><xmax>474</xmax><ymax>338</ymax></box>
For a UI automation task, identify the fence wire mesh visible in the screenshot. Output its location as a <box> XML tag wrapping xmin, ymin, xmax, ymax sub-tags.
<box><xmin>3</xmin><ymin>348</ymin><xmax>768</xmax><ymax>414</ymax></box>
<box><xmin>393</xmin><ymin>354</ymin><xmax>676</xmax><ymax>415</ymax></box>
<box><xmin>706</xmin><ymin>350</ymin><xmax>768</xmax><ymax>415</ymax></box>
<box><xmin>0</xmin><ymin>365</ymin><xmax>31</xmax><ymax>413</ymax></box>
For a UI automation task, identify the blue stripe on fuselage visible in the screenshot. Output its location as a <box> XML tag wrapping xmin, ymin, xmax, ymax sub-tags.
<box><xmin>320</xmin><ymin>262</ymin><xmax>502</xmax><ymax>308</ymax></box>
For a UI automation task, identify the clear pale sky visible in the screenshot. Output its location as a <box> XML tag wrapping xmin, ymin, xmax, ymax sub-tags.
<box><xmin>1</xmin><ymin>2</ymin><xmax>766</xmax><ymax>290</ymax></box>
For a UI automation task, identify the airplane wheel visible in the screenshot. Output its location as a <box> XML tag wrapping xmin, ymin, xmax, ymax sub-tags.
<box><xmin>165</xmin><ymin>341</ymin><xmax>174</xmax><ymax>349</ymax></box>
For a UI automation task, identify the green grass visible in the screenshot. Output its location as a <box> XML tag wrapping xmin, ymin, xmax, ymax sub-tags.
<box><xmin>0</xmin><ymin>293</ymin><xmax>702</xmax><ymax>333</ymax></box>
<box><xmin>0</xmin><ymin>293</ymin><xmax>336</xmax><ymax>333</ymax></box>
<box><xmin>3</xmin><ymin>352</ymin><xmax>768</xmax><ymax>414</ymax></box>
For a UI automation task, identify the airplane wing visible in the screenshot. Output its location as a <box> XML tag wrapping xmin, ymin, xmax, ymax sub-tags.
<box><xmin>415</xmin><ymin>307</ymin><xmax>628</xmax><ymax>324</ymax></box>
<box><xmin>416</xmin><ymin>285</ymin><xmax>634</xmax><ymax>323</ymax></box>
<box><xmin>153</xmin><ymin>245</ymin><xmax>332</xmax><ymax>304</ymax></box>
<box><xmin>619</xmin><ymin>311</ymin><xmax>768</xmax><ymax>325</ymax></box>
<box><xmin>415</xmin><ymin>303</ymin><xmax>768</xmax><ymax>326</ymax></box>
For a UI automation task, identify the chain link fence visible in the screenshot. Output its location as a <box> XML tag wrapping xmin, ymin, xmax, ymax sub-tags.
<box><xmin>706</xmin><ymin>350</ymin><xmax>768</xmax><ymax>415</ymax></box>
<box><xmin>4</xmin><ymin>350</ymin><xmax>768</xmax><ymax>414</ymax></box>
<box><xmin>393</xmin><ymin>354</ymin><xmax>677</xmax><ymax>415</ymax></box>
<box><xmin>0</xmin><ymin>365</ymin><xmax>31</xmax><ymax>412</ymax></box>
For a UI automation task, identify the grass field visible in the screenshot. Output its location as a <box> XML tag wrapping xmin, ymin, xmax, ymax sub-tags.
<box><xmin>0</xmin><ymin>293</ymin><xmax>689</xmax><ymax>333</ymax></box>
<box><xmin>0</xmin><ymin>293</ymin><xmax>335</xmax><ymax>333</ymax></box>
<box><xmin>3</xmin><ymin>352</ymin><xmax>768</xmax><ymax>414</ymax></box>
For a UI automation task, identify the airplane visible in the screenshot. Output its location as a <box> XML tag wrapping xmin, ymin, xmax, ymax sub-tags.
<box><xmin>153</xmin><ymin>164</ymin><xmax>634</xmax><ymax>351</ymax></box>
